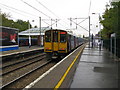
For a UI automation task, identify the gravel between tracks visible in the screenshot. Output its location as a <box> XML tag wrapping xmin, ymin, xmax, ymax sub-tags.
<box><xmin>2</xmin><ymin>58</ymin><xmax>48</xmax><ymax>85</ymax></box>
<box><xmin>2</xmin><ymin>55</ymin><xmax>46</xmax><ymax>74</ymax></box>
<box><xmin>2</xmin><ymin>53</ymin><xmax>45</xmax><ymax>68</ymax></box>
<box><xmin>5</xmin><ymin>61</ymin><xmax>56</xmax><ymax>88</ymax></box>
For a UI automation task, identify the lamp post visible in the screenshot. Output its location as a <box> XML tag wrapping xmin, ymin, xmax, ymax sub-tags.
<box><xmin>92</xmin><ymin>13</ymin><xmax>101</xmax><ymax>39</ymax></box>
<box><xmin>28</xmin><ymin>20</ymin><xmax>34</xmax><ymax>48</ymax></box>
<box><xmin>92</xmin><ymin>13</ymin><xmax>102</xmax><ymax>48</ymax></box>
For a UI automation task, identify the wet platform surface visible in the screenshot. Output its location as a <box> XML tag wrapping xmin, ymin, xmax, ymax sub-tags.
<box><xmin>70</xmin><ymin>45</ymin><xmax>119</xmax><ymax>88</ymax></box>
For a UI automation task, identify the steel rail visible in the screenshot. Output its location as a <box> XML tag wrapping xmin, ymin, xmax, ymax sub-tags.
<box><xmin>1</xmin><ymin>54</ymin><xmax>46</xmax><ymax>76</ymax></box>
<box><xmin>2</xmin><ymin>53</ymin><xmax>46</xmax><ymax>69</ymax></box>
<box><xmin>1</xmin><ymin>60</ymin><xmax>52</xmax><ymax>89</ymax></box>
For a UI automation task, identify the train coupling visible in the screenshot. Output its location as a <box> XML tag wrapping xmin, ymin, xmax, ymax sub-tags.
<box><xmin>52</xmin><ymin>52</ymin><xmax>58</xmax><ymax>59</ymax></box>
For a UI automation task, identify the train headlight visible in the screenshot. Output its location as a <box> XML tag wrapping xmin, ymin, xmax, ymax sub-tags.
<box><xmin>46</xmin><ymin>47</ymin><xmax>52</xmax><ymax>51</ymax></box>
<box><xmin>46</xmin><ymin>47</ymin><xmax>50</xmax><ymax>49</ymax></box>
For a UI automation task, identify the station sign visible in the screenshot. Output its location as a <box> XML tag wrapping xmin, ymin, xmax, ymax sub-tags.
<box><xmin>0</xmin><ymin>26</ymin><xmax>18</xmax><ymax>46</ymax></box>
<box><xmin>111</xmin><ymin>33</ymin><xmax>116</xmax><ymax>38</ymax></box>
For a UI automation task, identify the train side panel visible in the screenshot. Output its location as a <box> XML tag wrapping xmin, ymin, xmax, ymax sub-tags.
<box><xmin>67</xmin><ymin>35</ymin><xmax>71</xmax><ymax>52</ymax></box>
<box><xmin>71</xmin><ymin>35</ymin><xmax>75</xmax><ymax>50</ymax></box>
<box><xmin>44</xmin><ymin>42</ymin><xmax>52</xmax><ymax>52</ymax></box>
<box><xmin>76</xmin><ymin>37</ymin><xmax>78</xmax><ymax>47</ymax></box>
<box><xmin>74</xmin><ymin>36</ymin><xmax>77</xmax><ymax>48</ymax></box>
<box><xmin>59</xmin><ymin>42</ymin><xmax>67</xmax><ymax>53</ymax></box>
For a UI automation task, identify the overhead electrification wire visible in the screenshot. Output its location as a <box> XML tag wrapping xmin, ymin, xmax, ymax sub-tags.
<box><xmin>36</xmin><ymin>0</ymin><xmax>59</xmax><ymax>19</ymax></box>
<box><xmin>0</xmin><ymin>3</ymin><xmax>39</xmax><ymax>18</ymax></box>
<box><xmin>78</xmin><ymin>17</ymin><xmax>89</xmax><ymax>25</ymax></box>
<box><xmin>0</xmin><ymin>4</ymin><xmax>38</xmax><ymax>20</ymax></box>
<box><xmin>21</xmin><ymin>0</ymin><xmax>52</xmax><ymax>19</ymax></box>
<box><xmin>71</xmin><ymin>19</ymin><xmax>89</xmax><ymax>32</ymax></box>
<box><xmin>36</xmin><ymin>0</ymin><xmax>70</xmax><ymax>28</ymax></box>
<box><xmin>0</xmin><ymin>3</ymin><xmax>54</xmax><ymax>27</ymax></box>
<box><xmin>21</xmin><ymin>0</ymin><xmax>67</xmax><ymax>29</ymax></box>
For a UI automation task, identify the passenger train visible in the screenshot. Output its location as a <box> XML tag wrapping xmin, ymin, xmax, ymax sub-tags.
<box><xmin>44</xmin><ymin>29</ymin><xmax>85</xmax><ymax>59</ymax></box>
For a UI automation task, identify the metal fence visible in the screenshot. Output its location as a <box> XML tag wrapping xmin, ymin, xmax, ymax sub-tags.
<box><xmin>103</xmin><ymin>38</ymin><xmax>120</xmax><ymax>58</ymax></box>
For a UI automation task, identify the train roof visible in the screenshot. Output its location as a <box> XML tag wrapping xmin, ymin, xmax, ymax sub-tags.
<box><xmin>45</xmin><ymin>29</ymin><xmax>77</xmax><ymax>36</ymax></box>
<box><xmin>45</xmin><ymin>29</ymin><xmax>66</xmax><ymax>32</ymax></box>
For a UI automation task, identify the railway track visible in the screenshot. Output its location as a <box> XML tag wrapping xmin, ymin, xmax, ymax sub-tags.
<box><xmin>2</xmin><ymin>51</ymin><xmax>45</xmax><ymax>68</ymax></box>
<box><xmin>1</xmin><ymin>53</ymin><xmax>46</xmax><ymax>76</ymax></box>
<box><xmin>1</xmin><ymin>60</ymin><xmax>52</xmax><ymax>89</ymax></box>
<box><xmin>1</xmin><ymin>52</ymin><xmax>55</xmax><ymax>89</ymax></box>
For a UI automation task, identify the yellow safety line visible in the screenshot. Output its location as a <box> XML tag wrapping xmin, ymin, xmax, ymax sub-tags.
<box><xmin>54</xmin><ymin>45</ymin><xmax>86</xmax><ymax>89</ymax></box>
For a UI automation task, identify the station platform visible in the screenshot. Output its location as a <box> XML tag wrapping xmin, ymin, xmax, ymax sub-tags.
<box><xmin>24</xmin><ymin>44</ymin><xmax>119</xmax><ymax>89</ymax></box>
<box><xmin>0</xmin><ymin>46</ymin><xmax>44</xmax><ymax>57</ymax></box>
<box><xmin>70</xmin><ymin>45</ymin><xmax>119</xmax><ymax>88</ymax></box>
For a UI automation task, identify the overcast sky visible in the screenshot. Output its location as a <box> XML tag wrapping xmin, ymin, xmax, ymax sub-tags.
<box><xmin>0</xmin><ymin>0</ymin><xmax>110</xmax><ymax>37</ymax></box>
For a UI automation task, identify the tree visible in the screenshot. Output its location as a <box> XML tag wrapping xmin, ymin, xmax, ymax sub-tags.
<box><xmin>100</xmin><ymin>1</ymin><xmax>120</xmax><ymax>39</ymax></box>
<box><xmin>0</xmin><ymin>11</ymin><xmax>32</xmax><ymax>32</ymax></box>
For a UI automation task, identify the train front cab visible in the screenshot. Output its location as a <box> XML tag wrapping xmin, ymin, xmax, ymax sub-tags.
<box><xmin>44</xmin><ymin>30</ymin><xmax>67</xmax><ymax>59</ymax></box>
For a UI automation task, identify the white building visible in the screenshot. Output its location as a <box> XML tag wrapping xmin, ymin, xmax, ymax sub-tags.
<box><xmin>19</xmin><ymin>27</ymin><xmax>51</xmax><ymax>46</ymax></box>
<box><xmin>19</xmin><ymin>27</ymin><xmax>51</xmax><ymax>36</ymax></box>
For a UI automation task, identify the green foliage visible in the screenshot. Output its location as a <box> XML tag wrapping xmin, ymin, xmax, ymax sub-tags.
<box><xmin>0</xmin><ymin>11</ymin><xmax>32</xmax><ymax>32</ymax></box>
<box><xmin>100</xmin><ymin>1</ymin><xmax>120</xmax><ymax>39</ymax></box>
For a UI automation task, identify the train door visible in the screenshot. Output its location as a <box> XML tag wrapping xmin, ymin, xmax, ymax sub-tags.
<box><xmin>44</xmin><ymin>31</ymin><xmax>52</xmax><ymax>52</ymax></box>
<box><xmin>52</xmin><ymin>30</ymin><xmax>59</xmax><ymax>51</ymax></box>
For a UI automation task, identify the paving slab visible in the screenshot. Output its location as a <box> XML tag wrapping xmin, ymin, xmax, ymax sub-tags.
<box><xmin>70</xmin><ymin>45</ymin><xmax>119</xmax><ymax>88</ymax></box>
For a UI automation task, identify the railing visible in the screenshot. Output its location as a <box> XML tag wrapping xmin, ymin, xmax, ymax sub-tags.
<box><xmin>103</xmin><ymin>38</ymin><xmax>120</xmax><ymax>58</ymax></box>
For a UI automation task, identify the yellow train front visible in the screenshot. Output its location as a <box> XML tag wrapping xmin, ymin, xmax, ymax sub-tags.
<box><xmin>44</xmin><ymin>29</ymin><xmax>83</xmax><ymax>59</ymax></box>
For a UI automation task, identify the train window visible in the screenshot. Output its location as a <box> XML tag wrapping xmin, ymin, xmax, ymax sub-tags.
<box><xmin>60</xmin><ymin>32</ymin><xmax>66</xmax><ymax>42</ymax></box>
<box><xmin>53</xmin><ymin>31</ymin><xmax>58</xmax><ymax>42</ymax></box>
<box><xmin>45</xmin><ymin>31</ymin><xmax>51</xmax><ymax>42</ymax></box>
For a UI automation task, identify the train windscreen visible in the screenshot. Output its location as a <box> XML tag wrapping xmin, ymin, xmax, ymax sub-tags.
<box><xmin>45</xmin><ymin>31</ymin><xmax>51</xmax><ymax>42</ymax></box>
<box><xmin>60</xmin><ymin>32</ymin><xmax>66</xmax><ymax>42</ymax></box>
<box><xmin>53</xmin><ymin>31</ymin><xmax>58</xmax><ymax>42</ymax></box>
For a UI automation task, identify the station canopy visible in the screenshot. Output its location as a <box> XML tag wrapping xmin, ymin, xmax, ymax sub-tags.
<box><xmin>18</xmin><ymin>27</ymin><xmax>51</xmax><ymax>36</ymax></box>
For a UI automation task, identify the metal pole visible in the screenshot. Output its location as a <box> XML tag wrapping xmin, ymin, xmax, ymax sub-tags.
<box><xmin>39</xmin><ymin>17</ymin><xmax>41</xmax><ymax>47</ymax></box>
<box><xmin>70</xmin><ymin>17</ymin><xmax>72</xmax><ymax>29</ymax></box>
<box><xmin>99</xmin><ymin>13</ymin><xmax>102</xmax><ymax>46</ymax></box>
<box><xmin>56</xmin><ymin>19</ymin><xmax>57</xmax><ymax>27</ymax></box>
<box><xmin>28</xmin><ymin>20</ymin><xmax>31</xmax><ymax>48</ymax></box>
<box><xmin>51</xmin><ymin>19</ymin><xmax>52</xmax><ymax>29</ymax></box>
<box><xmin>89</xmin><ymin>16</ymin><xmax>91</xmax><ymax>48</ymax></box>
<box><xmin>111</xmin><ymin>37</ymin><xmax>112</xmax><ymax>55</ymax></box>
<box><xmin>76</xmin><ymin>18</ymin><xmax>77</xmax><ymax>29</ymax></box>
<box><xmin>114</xmin><ymin>33</ymin><xmax>116</xmax><ymax>58</ymax></box>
